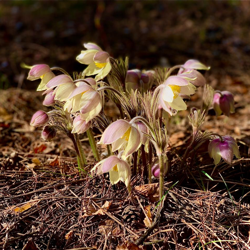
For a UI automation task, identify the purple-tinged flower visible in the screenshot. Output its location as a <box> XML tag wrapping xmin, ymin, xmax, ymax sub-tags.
<box><xmin>208</xmin><ymin>136</ymin><xmax>240</xmax><ymax>165</ymax></box>
<box><xmin>46</xmin><ymin>74</ymin><xmax>76</xmax><ymax>102</ymax></box>
<box><xmin>42</xmin><ymin>89</ymin><xmax>55</xmax><ymax>106</ymax></box>
<box><xmin>178</xmin><ymin>69</ymin><xmax>206</xmax><ymax>87</ymax></box>
<box><xmin>41</xmin><ymin>126</ymin><xmax>56</xmax><ymax>141</ymax></box>
<box><xmin>179</xmin><ymin>59</ymin><xmax>210</xmax><ymax>74</ymax></box>
<box><xmin>27</xmin><ymin>64</ymin><xmax>55</xmax><ymax>91</ymax></box>
<box><xmin>30</xmin><ymin>110</ymin><xmax>49</xmax><ymax>127</ymax></box>
<box><xmin>134</xmin><ymin>122</ymin><xmax>148</xmax><ymax>145</ymax></box>
<box><xmin>151</xmin><ymin>164</ymin><xmax>160</xmax><ymax>178</ymax></box>
<box><xmin>213</xmin><ymin>91</ymin><xmax>235</xmax><ymax>116</ymax></box>
<box><xmin>91</xmin><ymin>155</ymin><xmax>131</xmax><ymax>187</ymax></box>
<box><xmin>72</xmin><ymin>115</ymin><xmax>90</xmax><ymax>134</ymax></box>
<box><xmin>125</xmin><ymin>69</ymin><xmax>153</xmax><ymax>92</ymax></box>
<box><xmin>158</xmin><ymin>76</ymin><xmax>196</xmax><ymax>115</ymax></box>
<box><xmin>76</xmin><ymin>43</ymin><xmax>112</xmax><ymax>81</ymax></box>
<box><xmin>99</xmin><ymin>119</ymin><xmax>141</xmax><ymax>157</ymax></box>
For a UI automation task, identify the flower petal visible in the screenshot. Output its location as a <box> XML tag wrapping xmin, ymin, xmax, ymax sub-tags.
<box><xmin>95</xmin><ymin>62</ymin><xmax>112</xmax><ymax>81</ymax></box>
<box><xmin>84</xmin><ymin>43</ymin><xmax>102</xmax><ymax>51</ymax></box>
<box><xmin>55</xmin><ymin>82</ymin><xmax>76</xmax><ymax>101</ymax></box>
<box><xmin>124</xmin><ymin>126</ymin><xmax>141</xmax><ymax>156</ymax></box>
<box><xmin>99</xmin><ymin>120</ymin><xmax>131</xmax><ymax>145</ymax></box>
<box><xmin>37</xmin><ymin>72</ymin><xmax>55</xmax><ymax>91</ymax></box>
<box><xmin>102</xmin><ymin>156</ymin><xmax>121</xmax><ymax>172</ymax></box>
<box><xmin>76</xmin><ymin>50</ymin><xmax>98</xmax><ymax>64</ymax></box>
<box><xmin>46</xmin><ymin>74</ymin><xmax>73</xmax><ymax>89</ymax></box>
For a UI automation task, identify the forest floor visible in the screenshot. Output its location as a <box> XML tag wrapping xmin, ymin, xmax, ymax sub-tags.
<box><xmin>0</xmin><ymin>71</ymin><xmax>250</xmax><ymax>249</ymax></box>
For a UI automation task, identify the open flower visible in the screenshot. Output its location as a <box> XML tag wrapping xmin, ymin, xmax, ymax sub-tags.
<box><xmin>213</xmin><ymin>91</ymin><xmax>234</xmax><ymax>116</ymax></box>
<box><xmin>46</xmin><ymin>74</ymin><xmax>76</xmax><ymax>102</ymax></box>
<box><xmin>91</xmin><ymin>155</ymin><xmax>131</xmax><ymax>187</ymax></box>
<box><xmin>27</xmin><ymin>64</ymin><xmax>55</xmax><ymax>91</ymax></box>
<box><xmin>208</xmin><ymin>136</ymin><xmax>240</xmax><ymax>165</ymax></box>
<box><xmin>179</xmin><ymin>59</ymin><xmax>210</xmax><ymax>73</ymax></box>
<box><xmin>76</xmin><ymin>43</ymin><xmax>112</xmax><ymax>81</ymax></box>
<box><xmin>99</xmin><ymin>119</ymin><xmax>141</xmax><ymax>157</ymax></box>
<box><xmin>158</xmin><ymin>76</ymin><xmax>196</xmax><ymax>115</ymax></box>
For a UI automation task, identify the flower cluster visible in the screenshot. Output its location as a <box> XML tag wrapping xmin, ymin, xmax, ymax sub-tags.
<box><xmin>27</xmin><ymin>42</ymin><xmax>239</xmax><ymax>197</ymax></box>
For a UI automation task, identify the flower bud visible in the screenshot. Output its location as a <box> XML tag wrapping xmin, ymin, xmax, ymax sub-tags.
<box><xmin>72</xmin><ymin>115</ymin><xmax>90</xmax><ymax>134</ymax></box>
<box><xmin>125</xmin><ymin>70</ymin><xmax>140</xmax><ymax>92</ymax></box>
<box><xmin>27</xmin><ymin>64</ymin><xmax>51</xmax><ymax>80</ymax></box>
<box><xmin>151</xmin><ymin>164</ymin><xmax>160</xmax><ymax>178</ymax></box>
<box><xmin>213</xmin><ymin>91</ymin><xmax>234</xmax><ymax>116</ymax></box>
<box><xmin>30</xmin><ymin>110</ymin><xmax>49</xmax><ymax>127</ymax></box>
<box><xmin>208</xmin><ymin>135</ymin><xmax>240</xmax><ymax>165</ymax></box>
<box><xmin>43</xmin><ymin>90</ymin><xmax>55</xmax><ymax>106</ymax></box>
<box><xmin>41</xmin><ymin>126</ymin><xmax>56</xmax><ymax>141</ymax></box>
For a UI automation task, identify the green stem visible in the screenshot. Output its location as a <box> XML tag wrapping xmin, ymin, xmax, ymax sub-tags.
<box><xmin>87</xmin><ymin>128</ymin><xmax>100</xmax><ymax>161</ymax></box>
<box><xmin>69</xmin><ymin>133</ymin><xmax>86</xmax><ymax>174</ymax></box>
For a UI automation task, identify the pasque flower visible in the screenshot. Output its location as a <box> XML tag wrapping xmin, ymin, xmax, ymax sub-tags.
<box><xmin>158</xmin><ymin>75</ymin><xmax>196</xmax><ymax>115</ymax></box>
<box><xmin>99</xmin><ymin>119</ymin><xmax>141</xmax><ymax>157</ymax></box>
<box><xmin>42</xmin><ymin>89</ymin><xmax>55</xmax><ymax>106</ymax></box>
<box><xmin>76</xmin><ymin>43</ymin><xmax>112</xmax><ymax>81</ymax></box>
<box><xmin>179</xmin><ymin>59</ymin><xmax>210</xmax><ymax>73</ymax></box>
<box><xmin>72</xmin><ymin>115</ymin><xmax>90</xmax><ymax>134</ymax></box>
<box><xmin>46</xmin><ymin>74</ymin><xmax>76</xmax><ymax>102</ymax></box>
<box><xmin>91</xmin><ymin>155</ymin><xmax>131</xmax><ymax>187</ymax></box>
<box><xmin>30</xmin><ymin>110</ymin><xmax>49</xmax><ymax>127</ymax></box>
<box><xmin>27</xmin><ymin>64</ymin><xmax>55</xmax><ymax>91</ymax></box>
<box><xmin>208</xmin><ymin>136</ymin><xmax>240</xmax><ymax>165</ymax></box>
<box><xmin>42</xmin><ymin>126</ymin><xmax>56</xmax><ymax>141</ymax></box>
<box><xmin>213</xmin><ymin>91</ymin><xmax>234</xmax><ymax>116</ymax></box>
<box><xmin>64</xmin><ymin>78</ymin><xmax>102</xmax><ymax>122</ymax></box>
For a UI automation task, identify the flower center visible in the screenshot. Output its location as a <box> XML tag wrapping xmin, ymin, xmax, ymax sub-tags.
<box><xmin>169</xmin><ymin>85</ymin><xmax>181</xmax><ymax>99</ymax></box>
<box><xmin>121</xmin><ymin>127</ymin><xmax>131</xmax><ymax>141</ymax></box>
<box><xmin>113</xmin><ymin>165</ymin><xmax>118</xmax><ymax>172</ymax></box>
<box><xmin>95</xmin><ymin>62</ymin><xmax>107</xmax><ymax>69</ymax></box>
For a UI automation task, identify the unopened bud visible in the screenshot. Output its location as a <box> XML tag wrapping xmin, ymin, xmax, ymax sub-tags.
<box><xmin>213</xmin><ymin>91</ymin><xmax>234</xmax><ymax>116</ymax></box>
<box><xmin>41</xmin><ymin>126</ymin><xmax>56</xmax><ymax>141</ymax></box>
<box><xmin>151</xmin><ymin>164</ymin><xmax>160</xmax><ymax>178</ymax></box>
<box><xmin>30</xmin><ymin>110</ymin><xmax>49</xmax><ymax>127</ymax></box>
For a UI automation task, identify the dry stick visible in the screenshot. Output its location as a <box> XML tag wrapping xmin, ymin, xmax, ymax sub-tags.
<box><xmin>91</xmin><ymin>201</ymin><xmax>139</xmax><ymax>238</ymax></box>
<box><xmin>134</xmin><ymin>195</ymin><xmax>166</xmax><ymax>246</ymax></box>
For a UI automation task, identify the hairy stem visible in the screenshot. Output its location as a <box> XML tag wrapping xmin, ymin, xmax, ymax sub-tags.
<box><xmin>159</xmin><ymin>153</ymin><xmax>164</xmax><ymax>198</ymax></box>
<box><xmin>87</xmin><ymin>128</ymin><xmax>100</xmax><ymax>161</ymax></box>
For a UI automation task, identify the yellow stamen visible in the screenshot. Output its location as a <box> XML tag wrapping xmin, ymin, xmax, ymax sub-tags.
<box><xmin>95</xmin><ymin>62</ymin><xmax>107</xmax><ymax>68</ymax></box>
<box><xmin>169</xmin><ymin>85</ymin><xmax>181</xmax><ymax>99</ymax></box>
<box><xmin>113</xmin><ymin>165</ymin><xmax>118</xmax><ymax>171</ymax></box>
<box><xmin>121</xmin><ymin>127</ymin><xmax>131</xmax><ymax>142</ymax></box>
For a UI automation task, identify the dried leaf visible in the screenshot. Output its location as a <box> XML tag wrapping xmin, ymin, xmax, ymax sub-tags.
<box><xmin>116</xmin><ymin>242</ymin><xmax>143</xmax><ymax>250</ymax></box>
<box><xmin>143</xmin><ymin>205</ymin><xmax>152</xmax><ymax>228</ymax></box>
<box><xmin>65</xmin><ymin>230</ymin><xmax>73</xmax><ymax>240</ymax></box>
<box><xmin>135</xmin><ymin>183</ymin><xmax>159</xmax><ymax>202</ymax></box>
<box><xmin>32</xmin><ymin>158</ymin><xmax>41</xmax><ymax>166</ymax></box>
<box><xmin>34</xmin><ymin>144</ymin><xmax>47</xmax><ymax>153</ymax></box>
<box><xmin>13</xmin><ymin>200</ymin><xmax>38</xmax><ymax>214</ymax></box>
<box><xmin>99</xmin><ymin>219</ymin><xmax>114</xmax><ymax>235</ymax></box>
<box><xmin>82</xmin><ymin>201</ymin><xmax>112</xmax><ymax>218</ymax></box>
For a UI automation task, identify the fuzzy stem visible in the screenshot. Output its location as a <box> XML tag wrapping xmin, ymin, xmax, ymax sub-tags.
<box><xmin>133</xmin><ymin>152</ymin><xmax>138</xmax><ymax>176</ymax></box>
<box><xmin>148</xmin><ymin>143</ymin><xmax>153</xmax><ymax>184</ymax></box>
<box><xmin>51</xmin><ymin>67</ymin><xmax>71</xmax><ymax>77</ymax></box>
<box><xmin>86</xmin><ymin>128</ymin><xmax>100</xmax><ymax>161</ymax></box>
<box><xmin>69</xmin><ymin>133</ymin><xmax>86</xmax><ymax>174</ymax></box>
<box><xmin>165</xmin><ymin>65</ymin><xmax>184</xmax><ymax>78</ymax></box>
<box><xmin>141</xmin><ymin>145</ymin><xmax>147</xmax><ymax>177</ymax></box>
<box><xmin>159</xmin><ymin>153</ymin><xmax>164</xmax><ymax>199</ymax></box>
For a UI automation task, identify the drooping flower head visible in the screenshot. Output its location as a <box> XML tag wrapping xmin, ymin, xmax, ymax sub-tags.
<box><xmin>46</xmin><ymin>74</ymin><xmax>76</xmax><ymax>102</ymax></box>
<box><xmin>42</xmin><ymin>126</ymin><xmax>56</xmax><ymax>141</ymax></box>
<box><xmin>179</xmin><ymin>59</ymin><xmax>210</xmax><ymax>73</ymax></box>
<box><xmin>213</xmin><ymin>91</ymin><xmax>234</xmax><ymax>116</ymax></box>
<box><xmin>208</xmin><ymin>135</ymin><xmax>240</xmax><ymax>165</ymax></box>
<box><xmin>27</xmin><ymin>64</ymin><xmax>55</xmax><ymax>91</ymax></box>
<box><xmin>91</xmin><ymin>155</ymin><xmax>131</xmax><ymax>187</ymax></box>
<box><xmin>64</xmin><ymin>78</ymin><xmax>102</xmax><ymax>122</ymax></box>
<box><xmin>99</xmin><ymin>119</ymin><xmax>141</xmax><ymax>157</ymax></box>
<box><xmin>158</xmin><ymin>76</ymin><xmax>196</xmax><ymax>115</ymax></box>
<box><xmin>76</xmin><ymin>43</ymin><xmax>112</xmax><ymax>81</ymax></box>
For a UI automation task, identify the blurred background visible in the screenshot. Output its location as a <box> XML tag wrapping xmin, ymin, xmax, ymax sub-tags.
<box><xmin>1</xmin><ymin>0</ymin><xmax>250</xmax><ymax>90</ymax></box>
